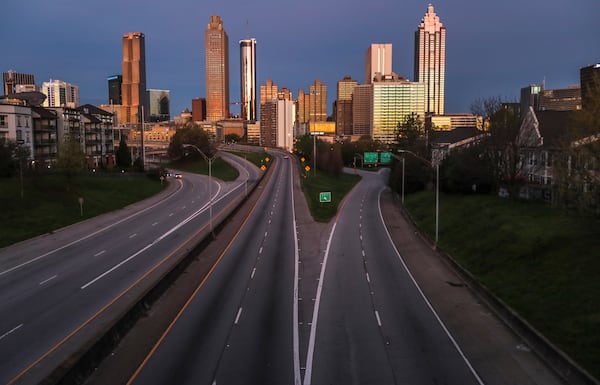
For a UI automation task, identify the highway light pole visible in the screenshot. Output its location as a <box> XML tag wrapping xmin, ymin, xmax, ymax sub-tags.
<box><xmin>182</xmin><ymin>144</ymin><xmax>216</xmax><ymax>234</ymax></box>
<box><xmin>395</xmin><ymin>149</ymin><xmax>439</xmax><ymax>248</ymax></box>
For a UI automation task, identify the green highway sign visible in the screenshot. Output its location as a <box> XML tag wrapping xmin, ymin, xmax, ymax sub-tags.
<box><xmin>319</xmin><ymin>191</ymin><xmax>332</xmax><ymax>203</ymax></box>
<box><xmin>364</xmin><ymin>152</ymin><xmax>378</xmax><ymax>164</ymax></box>
<box><xmin>380</xmin><ymin>152</ymin><xmax>392</xmax><ymax>164</ymax></box>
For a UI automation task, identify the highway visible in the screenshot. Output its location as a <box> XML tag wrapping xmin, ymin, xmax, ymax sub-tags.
<box><xmin>304</xmin><ymin>169</ymin><xmax>482</xmax><ymax>384</ymax></box>
<box><xmin>127</xmin><ymin>153</ymin><xmax>300</xmax><ymax>385</ymax></box>
<box><xmin>0</xmin><ymin>152</ymin><xmax>259</xmax><ymax>384</ymax></box>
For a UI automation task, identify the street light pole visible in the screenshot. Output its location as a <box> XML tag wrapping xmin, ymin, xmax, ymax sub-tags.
<box><xmin>182</xmin><ymin>143</ymin><xmax>215</xmax><ymax>234</ymax></box>
<box><xmin>395</xmin><ymin>149</ymin><xmax>439</xmax><ymax>248</ymax></box>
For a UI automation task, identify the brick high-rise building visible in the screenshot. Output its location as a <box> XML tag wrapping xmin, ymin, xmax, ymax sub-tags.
<box><xmin>414</xmin><ymin>4</ymin><xmax>446</xmax><ymax>114</ymax></box>
<box><xmin>121</xmin><ymin>32</ymin><xmax>147</xmax><ymax>123</ymax></box>
<box><xmin>336</xmin><ymin>76</ymin><xmax>358</xmax><ymax>136</ymax></box>
<box><xmin>192</xmin><ymin>98</ymin><xmax>207</xmax><ymax>122</ymax></box>
<box><xmin>205</xmin><ymin>15</ymin><xmax>229</xmax><ymax>122</ymax></box>
<box><xmin>2</xmin><ymin>70</ymin><xmax>35</xmax><ymax>95</ymax></box>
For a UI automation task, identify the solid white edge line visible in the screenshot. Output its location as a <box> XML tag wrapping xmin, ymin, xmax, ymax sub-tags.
<box><xmin>303</xmin><ymin>221</ymin><xmax>337</xmax><ymax>385</ymax></box>
<box><xmin>376</xmin><ymin>188</ymin><xmax>485</xmax><ymax>385</ymax></box>
<box><xmin>0</xmin><ymin>323</ymin><xmax>23</xmax><ymax>341</ymax></box>
<box><xmin>290</xmin><ymin>160</ymin><xmax>302</xmax><ymax>385</ymax></box>
<box><xmin>0</xmin><ymin>180</ymin><xmax>186</xmax><ymax>278</ymax></box>
<box><xmin>80</xmin><ymin>176</ymin><xmax>247</xmax><ymax>290</ymax></box>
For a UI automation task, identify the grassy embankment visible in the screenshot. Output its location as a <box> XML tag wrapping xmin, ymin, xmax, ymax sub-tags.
<box><xmin>404</xmin><ymin>191</ymin><xmax>600</xmax><ymax>379</ymax></box>
<box><xmin>299</xmin><ymin>167</ymin><xmax>361</xmax><ymax>222</ymax></box>
<box><xmin>166</xmin><ymin>157</ymin><xmax>240</xmax><ymax>181</ymax></box>
<box><xmin>0</xmin><ymin>174</ymin><xmax>164</xmax><ymax>248</ymax></box>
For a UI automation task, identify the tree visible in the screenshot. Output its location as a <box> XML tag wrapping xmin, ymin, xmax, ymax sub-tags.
<box><xmin>116</xmin><ymin>136</ymin><xmax>132</xmax><ymax>170</ymax></box>
<box><xmin>396</xmin><ymin>112</ymin><xmax>425</xmax><ymax>150</ymax></box>
<box><xmin>0</xmin><ymin>140</ymin><xmax>18</xmax><ymax>177</ymax></box>
<box><xmin>553</xmin><ymin>79</ymin><xmax>600</xmax><ymax>214</ymax></box>
<box><xmin>471</xmin><ymin>96</ymin><xmax>522</xmax><ymax>198</ymax></box>
<box><xmin>441</xmin><ymin>145</ymin><xmax>494</xmax><ymax>194</ymax></box>
<box><xmin>56</xmin><ymin>134</ymin><xmax>85</xmax><ymax>178</ymax></box>
<box><xmin>168</xmin><ymin>124</ymin><xmax>213</xmax><ymax>160</ymax></box>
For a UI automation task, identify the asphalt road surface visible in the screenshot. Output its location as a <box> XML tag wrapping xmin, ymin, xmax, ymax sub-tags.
<box><xmin>127</xmin><ymin>153</ymin><xmax>300</xmax><ymax>385</ymax></box>
<box><xmin>0</xmin><ymin>153</ymin><xmax>258</xmax><ymax>384</ymax></box>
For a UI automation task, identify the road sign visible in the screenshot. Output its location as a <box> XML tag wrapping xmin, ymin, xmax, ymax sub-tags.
<box><xmin>364</xmin><ymin>152</ymin><xmax>378</xmax><ymax>164</ymax></box>
<box><xmin>300</xmin><ymin>157</ymin><xmax>305</xmax><ymax>163</ymax></box>
<box><xmin>380</xmin><ymin>152</ymin><xmax>392</xmax><ymax>164</ymax></box>
<box><xmin>265</xmin><ymin>157</ymin><xmax>270</xmax><ymax>162</ymax></box>
<box><xmin>304</xmin><ymin>165</ymin><xmax>311</xmax><ymax>172</ymax></box>
<box><xmin>319</xmin><ymin>191</ymin><xmax>331</xmax><ymax>203</ymax></box>
<box><xmin>260</xmin><ymin>165</ymin><xmax>267</xmax><ymax>171</ymax></box>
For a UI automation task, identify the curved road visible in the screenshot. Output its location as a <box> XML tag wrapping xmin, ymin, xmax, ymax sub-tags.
<box><xmin>0</xmin><ymin>153</ymin><xmax>259</xmax><ymax>384</ymax></box>
<box><xmin>128</xmin><ymin>153</ymin><xmax>300</xmax><ymax>385</ymax></box>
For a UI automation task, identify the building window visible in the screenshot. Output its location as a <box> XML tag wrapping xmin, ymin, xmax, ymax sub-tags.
<box><xmin>16</xmin><ymin>129</ymin><xmax>22</xmax><ymax>141</ymax></box>
<box><xmin>0</xmin><ymin>115</ymin><xmax>6</xmax><ymax>128</ymax></box>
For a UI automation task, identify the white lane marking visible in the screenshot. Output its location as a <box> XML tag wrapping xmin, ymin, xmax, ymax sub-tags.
<box><xmin>303</xmin><ymin>222</ymin><xmax>337</xmax><ymax>385</ymax></box>
<box><xmin>0</xmin><ymin>324</ymin><xmax>23</xmax><ymax>341</ymax></box>
<box><xmin>360</xmin><ymin>235</ymin><xmax>363</xmax><ymax>241</ymax></box>
<box><xmin>362</xmin><ymin>250</ymin><xmax>366</xmax><ymax>257</ymax></box>
<box><xmin>234</xmin><ymin>307</ymin><xmax>243</xmax><ymax>324</ymax></box>
<box><xmin>94</xmin><ymin>250</ymin><xmax>106</xmax><ymax>257</ymax></box>
<box><xmin>377</xmin><ymin>188</ymin><xmax>485</xmax><ymax>385</ymax></box>
<box><xmin>289</xmin><ymin>160</ymin><xmax>302</xmax><ymax>385</ymax></box>
<box><xmin>264</xmin><ymin>231</ymin><xmax>268</xmax><ymax>238</ymax></box>
<box><xmin>182</xmin><ymin>206</ymin><xmax>186</xmax><ymax>209</ymax></box>
<box><xmin>80</xmin><ymin>174</ymin><xmax>245</xmax><ymax>289</ymax></box>
<box><xmin>0</xmin><ymin>181</ymin><xmax>186</xmax><ymax>278</ymax></box>
<box><xmin>152</xmin><ymin>222</ymin><xmax>158</xmax><ymax>226</ymax></box>
<box><xmin>129</xmin><ymin>233</ymin><xmax>137</xmax><ymax>239</ymax></box>
<box><xmin>251</xmin><ymin>268</ymin><xmax>256</xmax><ymax>279</ymax></box>
<box><xmin>268</xmin><ymin>219</ymin><xmax>271</xmax><ymax>224</ymax></box>
<box><xmin>366</xmin><ymin>273</ymin><xmax>370</xmax><ymax>283</ymax></box>
<box><xmin>259</xmin><ymin>247</ymin><xmax>263</xmax><ymax>254</ymax></box>
<box><xmin>169</xmin><ymin>213</ymin><xmax>174</xmax><ymax>217</ymax></box>
<box><xmin>81</xmin><ymin>243</ymin><xmax>153</xmax><ymax>289</ymax></box>
<box><xmin>375</xmin><ymin>310</ymin><xmax>382</xmax><ymax>327</ymax></box>
<box><xmin>39</xmin><ymin>275</ymin><xmax>57</xmax><ymax>285</ymax></box>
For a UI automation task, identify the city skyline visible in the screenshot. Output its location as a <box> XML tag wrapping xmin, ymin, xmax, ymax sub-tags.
<box><xmin>2</xmin><ymin>0</ymin><xmax>597</xmax><ymax>119</ymax></box>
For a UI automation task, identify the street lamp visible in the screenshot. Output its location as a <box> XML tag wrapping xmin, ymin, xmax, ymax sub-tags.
<box><xmin>182</xmin><ymin>143</ymin><xmax>216</xmax><ymax>235</ymax></box>
<box><xmin>395</xmin><ymin>149</ymin><xmax>440</xmax><ymax>248</ymax></box>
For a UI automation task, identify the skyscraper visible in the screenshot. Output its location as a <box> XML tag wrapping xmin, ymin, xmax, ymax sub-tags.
<box><xmin>336</xmin><ymin>76</ymin><xmax>358</xmax><ymax>136</ymax></box>
<box><xmin>41</xmin><ymin>79</ymin><xmax>80</xmax><ymax>108</ymax></box>
<box><xmin>146</xmin><ymin>89</ymin><xmax>170</xmax><ymax>122</ymax></box>
<box><xmin>240</xmin><ymin>38</ymin><xmax>257</xmax><ymax>121</ymax></box>
<box><xmin>205</xmin><ymin>15</ymin><xmax>229</xmax><ymax>122</ymax></box>
<box><xmin>414</xmin><ymin>4</ymin><xmax>446</xmax><ymax>115</ymax></box>
<box><xmin>107</xmin><ymin>75</ymin><xmax>122</xmax><ymax>105</ymax></box>
<box><xmin>308</xmin><ymin>79</ymin><xmax>327</xmax><ymax>122</ymax></box>
<box><xmin>260</xmin><ymin>79</ymin><xmax>278</xmax><ymax>106</ymax></box>
<box><xmin>365</xmin><ymin>44</ymin><xmax>392</xmax><ymax>84</ymax></box>
<box><xmin>122</xmin><ymin>32</ymin><xmax>147</xmax><ymax>124</ymax></box>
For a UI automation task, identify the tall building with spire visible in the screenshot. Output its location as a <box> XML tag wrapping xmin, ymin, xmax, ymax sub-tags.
<box><xmin>414</xmin><ymin>4</ymin><xmax>446</xmax><ymax>115</ymax></box>
<box><xmin>205</xmin><ymin>15</ymin><xmax>230</xmax><ymax>122</ymax></box>
<box><xmin>240</xmin><ymin>38</ymin><xmax>257</xmax><ymax>121</ymax></box>
<box><xmin>122</xmin><ymin>32</ymin><xmax>147</xmax><ymax>124</ymax></box>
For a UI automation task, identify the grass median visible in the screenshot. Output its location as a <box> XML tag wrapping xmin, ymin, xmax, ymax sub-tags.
<box><xmin>0</xmin><ymin>173</ymin><xmax>165</xmax><ymax>248</ymax></box>
<box><xmin>299</xmin><ymin>168</ymin><xmax>361</xmax><ymax>222</ymax></box>
<box><xmin>404</xmin><ymin>191</ymin><xmax>600</xmax><ymax>379</ymax></box>
<box><xmin>166</xmin><ymin>157</ymin><xmax>239</xmax><ymax>181</ymax></box>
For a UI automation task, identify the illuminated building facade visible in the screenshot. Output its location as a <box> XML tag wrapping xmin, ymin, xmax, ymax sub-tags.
<box><xmin>122</xmin><ymin>32</ymin><xmax>147</xmax><ymax>123</ymax></box>
<box><xmin>365</xmin><ymin>44</ymin><xmax>392</xmax><ymax>84</ymax></box>
<box><xmin>146</xmin><ymin>89</ymin><xmax>170</xmax><ymax>122</ymax></box>
<box><xmin>414</xmin><ymin>4</ymin><xmax>446</xmax><ymax>114</ymax></box>
<box><xmin>240</xmin><ymin>38</ymin><xmax>257</xmax><ymax>121</ymax></box>
<box><xmin>336</xmin><ymin>76</ymin><xmax>358</xmax><ymax>136</ymax></box>
<box><xmin>41</xmin><ymin>79</ymin><xmax>80</xmax><ymax>108</ymax></box>
<box><xmin>205</xmin><ymin>15</ymin><xmax>229</xmax><ymax>122</ymax></box>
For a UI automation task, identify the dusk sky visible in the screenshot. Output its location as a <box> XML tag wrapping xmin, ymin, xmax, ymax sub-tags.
<box><xmin>3</xmin><ymin>0</ymin><xmax>598</xmax><ymax>118</ymax></box>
